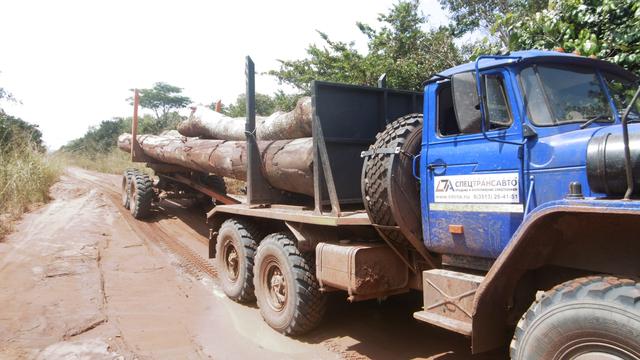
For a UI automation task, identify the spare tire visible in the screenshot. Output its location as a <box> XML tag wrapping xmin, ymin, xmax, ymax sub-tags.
<box><xmin>361</xmin><ymin>114</ymin><xmax>423</xmax><ymax>249</ymax></box>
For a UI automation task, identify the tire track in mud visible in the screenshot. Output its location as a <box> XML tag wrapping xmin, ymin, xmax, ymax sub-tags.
<box><xmin>70</xmin><ymin>169</ymin><xmax>219</xmax><ymax>282</ymax></box>
<box><xmin>138</xmin><ymin>221</ymin><xmax>218</xmax><ymax>280</ymax></box>
<box><xmin>70</xmin><ymin>170</ymin><xmax>366</xmax><ymax>359</ymax></box>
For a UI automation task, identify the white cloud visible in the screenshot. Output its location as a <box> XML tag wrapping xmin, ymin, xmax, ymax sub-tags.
<box><xmin>0</xmin><ymin>0</ymin><xmax>450</xmax><ymax>149</ymax></box>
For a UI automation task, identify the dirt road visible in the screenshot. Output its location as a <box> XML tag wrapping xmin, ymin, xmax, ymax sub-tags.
<box><xmin>0</xmin><ymin>168</ymin><xmax>505</xmax><ymax>359</ymax></box>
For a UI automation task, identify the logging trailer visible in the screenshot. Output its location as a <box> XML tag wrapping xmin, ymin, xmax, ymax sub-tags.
<box><xmin>122</xmin><ymin>51</ymin><xmax>640</xmax><ymax>358</ymax></box>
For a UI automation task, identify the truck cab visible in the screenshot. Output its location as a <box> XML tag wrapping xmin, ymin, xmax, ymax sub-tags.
<box><xmin>421</xmin><ymin>50</ymin><xmax>639</xmax><ymax>260</ymax></box>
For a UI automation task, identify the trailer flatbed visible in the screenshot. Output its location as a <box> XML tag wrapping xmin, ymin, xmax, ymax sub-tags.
<box><xmin>208</xmin><ymin>204</ymin><xmax>370</xmax><ymax>226</ymax></box>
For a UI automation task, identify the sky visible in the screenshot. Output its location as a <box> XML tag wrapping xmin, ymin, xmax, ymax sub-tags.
<box><xmin>0</xmin><ymin>0</ymin><xmax>452</xmax><ymax>149</ymax></box>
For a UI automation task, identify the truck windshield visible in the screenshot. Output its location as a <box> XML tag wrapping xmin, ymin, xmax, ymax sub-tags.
<box><xmin>521</xmin><ymin>65</ymin><xmax>613</xmax><ymax>126</ymax></box>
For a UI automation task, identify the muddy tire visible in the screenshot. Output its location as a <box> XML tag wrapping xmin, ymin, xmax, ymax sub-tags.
<box><xmin>121</xmin><ymin>168</ymin><xmax>137</xmax><ymax>209</ymax></box>
<box><xmin>129</xmin><ymin>172</ymin><xmax>154</xmax><ymax>219</ymax></box>
<box><xmin>254</xmin><ymin>233</ymin><xmax>325</xmax><ymax>335</ymax></box>
<box><xmin>215</xmin><ymin>218</ymin><xmax>261</xmax><ymax>303</ymax></box>
<box><xmin>362</xmin><ymin>114</ymin><xmax>423</xmax><ymax>248</ymax></box>
<box><xmin>511</xmin><ymin>276</ymin><xmax>640</xmax><ymax>359</ymax></box>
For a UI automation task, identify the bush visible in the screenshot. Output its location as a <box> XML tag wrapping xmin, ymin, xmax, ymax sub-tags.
<box><xmin>0</xmin><ymin>140</ymin><xmax>61</xmax><ymax>238</ymax></box>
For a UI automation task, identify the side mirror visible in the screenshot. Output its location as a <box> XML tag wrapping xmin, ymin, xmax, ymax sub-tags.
<box><xmin>451</xmin><ymin>72</ymin><xmax>482</xmax><ymax>134</ymax></box>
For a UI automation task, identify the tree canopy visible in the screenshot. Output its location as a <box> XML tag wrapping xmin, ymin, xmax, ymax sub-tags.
<box><xmin>217</xmin><ymin>91</ymin><xmax>301</xmax><ymax>117</ymax></box>
<box><xmin>0</xmin><ymin>81</ymin><xmax>43</xmax><ymax>152</ymax></box>
<box><xmin>439</xmin><ymin>0</ymin><xmax>548</xmax><ymax>47</ymax></box>
<box><xmin>61</xmin><ymin>113</ymin><xmax>175</xmax><ymax>156</ymax></box>
<box><xmin>0</xmin><ymin>112</ymin><xmax>45</xmax><ymax>153</ymax></box>
<box><xmin>269</xmin><ymin>0</ymin><xmax>461</xmax><ymax>92</ymax></box>
<box><xmin>506</xmin><ymin>0</ymin><xmax>640</xmax><ymax>74</ymax></box>
<box><xmin>132</xmin><ymin>82</ymin><xmax>191</xmax><ymax>121</ymax></box>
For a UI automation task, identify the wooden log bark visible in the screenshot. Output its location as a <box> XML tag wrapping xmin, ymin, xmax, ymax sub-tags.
<box><xmin>118</xmin><ymin>133</ymin><xmax>314</xmax><ymax>196</ymax></box>
<box><xmin>177</xmin><ymin>96</ymin><xmax>312</xmax><ymax>140</ymax></box>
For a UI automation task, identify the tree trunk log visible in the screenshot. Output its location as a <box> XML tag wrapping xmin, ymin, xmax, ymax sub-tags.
<box><xmin>117</xmin><ymin>133</ymin><xmax>314</xmax><ymax>196</ymax></box>
<box><xmin>177</xmin><ymin>97</ymin><xmax>312</xmax><ymax>140</ymax></box>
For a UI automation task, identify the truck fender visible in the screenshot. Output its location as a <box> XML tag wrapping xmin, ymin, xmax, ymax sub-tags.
<box><xmin>470</xmin><ymin>200</ymin><xmax>640</xmax><ymax>353</ymax></box>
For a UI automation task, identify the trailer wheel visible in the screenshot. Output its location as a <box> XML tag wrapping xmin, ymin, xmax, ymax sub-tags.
<box><xmin>129</xmin><ymin>172</ymin><xmax>154</xmax><ymax>219</ymax></box>
<box><xmin>511</xmin><ymin>276</ymin><xmax>640</xmax><ymax>360</ymax></box>
<box><xmin>215</xmin><ymin>218</ymin><xmax>261</xmax><ymax>302</ymax></box>
<box><xmin>121</xmin><ymin>168</ymin><xmax>137</xmax><ymax>209</ymax></box>
<box><xmin>254</xmin><ymin>233</ymin><xmax>326</xmax><ymax>335</ymax></box>
<box><xmin>362</xmin><ymin>113</ymin><xmax>423</xmax><ymax>248</ymax></box>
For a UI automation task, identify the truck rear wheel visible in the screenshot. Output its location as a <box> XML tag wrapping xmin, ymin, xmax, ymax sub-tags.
<box><xmin>511</xmin><ymin>276</ymin><xmax>640</xmax><ymax>360</ymax></box>
<box><xmin>129</xmin><ymin>173</ymin><xmax>154</xmax><ymax>219</ymax></box>
<box><xmin>215</xmin><ymin>218</ymin><xmax>261</xmax><ymax>303</ymax></box>
<box><xmin>121</xmin><ymin>168</ymin><xmax>136</xmax><ymax>209</ymax></box>
<box><xmin>253</xmin><ymin>233</ymin><xmax>325</xmax><ymax>335</ymax></box>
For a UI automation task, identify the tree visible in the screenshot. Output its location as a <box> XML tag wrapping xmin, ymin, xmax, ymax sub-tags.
<box><xmin>0</xmin><ymin>87</ymin><xmax>12</xmax><ymax>104</ymax></box>
<box><xmin>131</xmin><ymin>82</ymin><xmax>191</xmax><ymax>121</ymax></box>
<box><xmin>439</xmin><ymin>0</ymin><xmax>548</xmax><ymax>47</ymax></box>
<box><xmin>507</xmin><ymin>0</ymin><xmax>640</xmax><ymax>75</ymax></box>
<box><xmin>62</xmin><ymin>113</ymin><xmax>174</xmax><ymax>156</ymax></box>
<box><xmin>0</xmin><ymin>72</ymin><xmax>16</xmax><ymax>106</ymax></box>
<box><xmin>221</xmin><ymin>93</ymin><xmax>278</xmax><ymax>117</ymax></box>
<box><xmin>217</xmin><ymin>91</ymin><xmax>301</xmax><ymax>117</ymax></box>
<box><xmin>0</xmin><ymin>113</ymin><xmax>45</xmax><ymax>152</ymax></box>
<box><xmin>269</xmin><ymin>0</ymin><xmax>461</xmax><ymax>92</ymax></box>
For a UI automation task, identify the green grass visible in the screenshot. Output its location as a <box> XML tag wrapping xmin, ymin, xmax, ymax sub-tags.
<box><xmin>0</xmin><ymin>142</ymin><xmax>62</xmax><ymax>238</ymax></box>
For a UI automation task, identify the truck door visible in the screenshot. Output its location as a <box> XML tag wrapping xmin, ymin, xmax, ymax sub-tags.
<box><xmin>424</xmin><ymin>69</ymin><xmax>524</xmax><ymax>259</ymax></box>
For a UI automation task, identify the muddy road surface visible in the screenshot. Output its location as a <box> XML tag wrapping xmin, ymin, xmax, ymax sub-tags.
<box><xmin>0</xmin><ymin>168</ymin><xmax>506</xmax><ymax>359</ymax></box>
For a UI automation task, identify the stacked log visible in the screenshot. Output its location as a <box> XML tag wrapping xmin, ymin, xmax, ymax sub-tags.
<box><xmin>177</xmin><ymin>97</ymin><xmax>312</xmax><ymax>140</ymax></box>
<box><xmin>118</xmin><ymin>133</ymin><xmax>314</xmax><ymax>196</ymax></box>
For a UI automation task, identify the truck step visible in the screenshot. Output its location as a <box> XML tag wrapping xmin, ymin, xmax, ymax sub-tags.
<box><xmin>413</xmin><ymin>310</ymin><xmax>471</xmax><ymax>336</ymax></box>
<box><xmin>414</xmin><ymin>269</ymin><xmax>484</xmax><ymax>336</ymax></box>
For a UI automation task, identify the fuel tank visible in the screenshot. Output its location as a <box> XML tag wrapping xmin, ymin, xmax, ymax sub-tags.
<box><xmin>587</xmin><ymin>128</ymin><xmax>640</xmax><ymax>196</ymax></box>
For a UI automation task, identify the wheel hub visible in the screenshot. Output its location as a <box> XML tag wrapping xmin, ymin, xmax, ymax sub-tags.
<box><xmin>265</xmin><ymin>261</ymin><xmax>287</xmax><ymax>311</ymax></box>
<box><xmin>129</xmin><ymin>181</ymin><xmax>137</xmax><ymax>210</ymax></box>
<box><xmin>572</xmin><ymin>353</ymin><xmax>625</xmax><ymax>360</ymax></box>
<box><xmin>223</xmin><ymin>243</ymin><xmax>239</xmax><ymax>281</ymax></box>
<box><xmin>558</xmin><ymin>342</ymin><xmax>636</xmax><ymax>360</ymax></box>
<box><xmin>121</xmin><ymin>176</ymin><xmax>129</xmax><ymax>204</ymax></box>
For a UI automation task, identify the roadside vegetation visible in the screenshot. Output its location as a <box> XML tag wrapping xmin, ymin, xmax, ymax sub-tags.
<box><xmin>0</xmin><ymin>110</ymin><xmax>61</xmax><ymax>238</ymax></box>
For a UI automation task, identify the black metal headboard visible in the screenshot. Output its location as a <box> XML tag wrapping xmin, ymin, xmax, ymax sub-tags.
<box><xmin>311</xmin><ymin>81</ymin><xmax>424</xmax><ymax>215</ymax></box>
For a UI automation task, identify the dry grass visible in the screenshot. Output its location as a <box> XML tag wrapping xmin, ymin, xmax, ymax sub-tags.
<box><xmin>0</xmin><ymin>143</ymin><xmax>62</xmax><ymax>238</ymax></box>
<box><xmin>58</xmin><ymin>148</ymin><xmax>137</xmax><ymax>175</ymax></box>
<box><xmin>224</xmin><ymin>178</ymin><xmax>246</xmax><ymax>195</ymax></box>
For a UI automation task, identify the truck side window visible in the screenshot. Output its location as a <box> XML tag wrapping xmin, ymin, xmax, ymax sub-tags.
<box><xmin>438</xmin><ymin>75</ymin><xmax>512</xmax><ymax>137</ymax></box>
<box><xmin>484</xmin><ymin>75</ymin><xmax>513</xmax><ymax>129</ymax></box>
<box><xmin>437</xmin><ymin>82</ymin><xmax>460</xmax><ymax>136</ymax></box>
<box><xmin>605</xmin><ymin>73</ymin><xmax>640</xmax><ymax>121</ymax></box>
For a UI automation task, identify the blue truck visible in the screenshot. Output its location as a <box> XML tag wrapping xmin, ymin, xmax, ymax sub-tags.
<box><xmin>125</xmin><ymin>50</ymin><xmax>640</xmax><ymax>358</ymax></box>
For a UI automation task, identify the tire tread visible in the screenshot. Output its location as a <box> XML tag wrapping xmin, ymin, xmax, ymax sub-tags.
<box><xmin>362</xmin><ymin>114</ymin><xmax>422</xmax><ymax>248</ymax></box>
<box><xmin>510</xmin><ymin>275</ymin><xmax>640</xmax><ymax>359</ymax></box>
<box><xmin>254</xmin><ymin>233</ymin><xmax>326</xmax><ymax>335</ymax></box>
<box><xmin>216</xmin><ymin>218</ymin><xmax>262</xmax><ymax>303</ymax></box>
